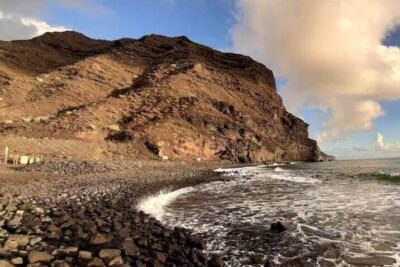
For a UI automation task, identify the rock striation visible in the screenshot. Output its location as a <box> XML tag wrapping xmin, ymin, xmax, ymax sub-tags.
<box><xmin>0</xmin><ymin>31</ymin><xmax>331</xmax><ymax>162</ymax></box>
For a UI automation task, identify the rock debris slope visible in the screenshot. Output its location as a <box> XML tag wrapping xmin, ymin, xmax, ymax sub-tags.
<box><xmin>0</xmin><ymin>31</ymin><xmax>330</xmax><ymax>162</ymax></box>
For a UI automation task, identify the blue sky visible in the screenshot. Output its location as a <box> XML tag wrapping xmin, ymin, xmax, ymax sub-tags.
<box><xmin>44</xmin><ymin>0</ymin><xmax>236</xmax><ymax>50</ymax></box>
<box><xmin>1</xmin><ymin>0</ymin><xmax>399</xmax><ymax>159</ymax></box>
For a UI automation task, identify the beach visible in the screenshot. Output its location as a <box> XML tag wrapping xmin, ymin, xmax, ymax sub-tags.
<box><xmin>0</xmin><ymin>160</ymin><xmax>236</xmax><ymax>267</ymax></box>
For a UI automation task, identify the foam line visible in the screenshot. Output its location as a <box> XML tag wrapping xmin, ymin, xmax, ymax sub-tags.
<box><xmin>137</xmin><ymin>187</ymin><xmax>194</xmax><ymax>220</ymax></box>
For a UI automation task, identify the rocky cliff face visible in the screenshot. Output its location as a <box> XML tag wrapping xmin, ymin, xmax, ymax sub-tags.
<box><xmin>0</xmin><ymin>31</ymin><xmax>329</xmax><ymax>162</ymax></box>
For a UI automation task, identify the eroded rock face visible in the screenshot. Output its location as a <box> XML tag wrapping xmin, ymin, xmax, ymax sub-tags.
<box><xmin>0</xmin><ymin>31</ymin><xmax>331</xmax><ymax>162</ymax></box>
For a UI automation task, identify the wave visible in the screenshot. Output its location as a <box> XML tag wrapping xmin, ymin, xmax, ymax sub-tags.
<box><xmin>215</xmin><ymin>165</ymin><xmax>321</xmax><ymax>184</ymax></box>
<box><xmin>137</xmin><ymin>187</ymin><xmax>194</xmax><ymax>221</ymax></box>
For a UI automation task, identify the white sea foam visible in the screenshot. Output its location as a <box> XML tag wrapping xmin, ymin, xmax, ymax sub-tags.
<box><xmin>213</xmin><ymin>166</ymin><xmax>264</xmax><ymax>176</ymax></box>
<box><xmin>274</xmin><ymin>167</ymin><xmax>285</xmax><ymax>172</ymax></box>
<box><xmin>137</xmin><ymin>187</ymin><xmax>194</xmax><ymax>221</ymax></box>
<box><xmin>268</xmin><ymin>173</ymin><xmax>321</xmax><ymax>184</ymax></box>
<box><xmin>163</xmin><ymin>161</ymin><xmax>400</xmax><ymax>266</ymax></box>
<box><xmin>215</xmin><ymin>165</ymin><xmax>320</xmax><ymax>184</ymax></box>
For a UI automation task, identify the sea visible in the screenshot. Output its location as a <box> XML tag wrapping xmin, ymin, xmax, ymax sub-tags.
<box><xmin>138</xmin><ymin>158</ymin><xmax>400</xmax><ymax>266</ymax></box>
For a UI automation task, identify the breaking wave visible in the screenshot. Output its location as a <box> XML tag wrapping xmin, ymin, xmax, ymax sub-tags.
<box><xmin>137</xmin><ymin>187</ymin><xmax>194</xmax><ymax>220</ymax></box>
<box><xmin>161</xmin><ymin>160</ymin><xmax>400</xmax><ymax>266</ymax></box>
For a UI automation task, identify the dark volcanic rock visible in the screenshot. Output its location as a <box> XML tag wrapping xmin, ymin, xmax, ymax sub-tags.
<box><xmin>270</xmin><ymin>221</ymin><xmax>286</xmax><ymax>233</ymax></box>
<box><xmin>0</xmin><ymin>172</ymin><xmax>225</xmax><ymax>267</ymax></box>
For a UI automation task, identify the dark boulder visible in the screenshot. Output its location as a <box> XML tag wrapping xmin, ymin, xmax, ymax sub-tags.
<box><xmin>270</xmin><ymin>221</ymin><xmax>286</xmax><ymax>233</ymax></box>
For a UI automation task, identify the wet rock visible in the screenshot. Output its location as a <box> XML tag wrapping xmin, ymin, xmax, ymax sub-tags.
<box><xmin>344</xmin><ymin>256</ymin><xmax>396</xmax><ymax>266</ymax></box>
<box><xmin>300</xmin><ymin>225</ymin><xmax>340</xmax><ymax>240</ymax></box>
<box><xmin>280</xmin><ymin>221</ymin><xmax>297</xmax><ymax>231</ymax></box>
<box><xmin>318</xmin><ymin>259</ymin><xmax>335</xmax><ymax>267</ymax></box>
<box><xmin>270</xmin><ymin>221</ymin><xmax>286</xmax><ymax>233</ymax></box>
<box><xmin>373</xmin><ymin>241</ymin><xmax>397</xmax><ymax>251</ymax></box>
<box><xmin>187</xmin><ymin>236</ymin><xmax>205</xmax><ymax>249</ymax></box>
<box><xmin>28</xmin><ymin>250</ymin><xmax>54</xmax><ymax>263</ymax></box>
<box><xmin>208</xmin><ymin>255</ymin><xmax>224</xmax><ymax>267</ymax></box>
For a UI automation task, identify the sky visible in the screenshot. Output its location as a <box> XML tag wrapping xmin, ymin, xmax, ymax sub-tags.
<box><xmin>0</xmin><ymin>0</ymin><xmax>399</xmax><ymax>160</ymax></box>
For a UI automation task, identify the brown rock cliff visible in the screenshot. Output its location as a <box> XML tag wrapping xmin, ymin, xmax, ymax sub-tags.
<box><xmin>0</xmin><ymin>31</ymin><xmax>330</xmax><ymax>162</ymax></box>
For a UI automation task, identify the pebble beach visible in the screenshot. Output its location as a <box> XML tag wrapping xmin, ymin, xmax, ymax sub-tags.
<box><xmin>0</xmin><ymin>160</ymin><xmax>235</xmax><ymax>267</ymax></box>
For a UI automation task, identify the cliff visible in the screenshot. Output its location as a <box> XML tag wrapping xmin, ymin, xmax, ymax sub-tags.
<box><xmin>0</xmin><ymin>31</ymin><xmax>330</xmax><ymax>162</ymax></box>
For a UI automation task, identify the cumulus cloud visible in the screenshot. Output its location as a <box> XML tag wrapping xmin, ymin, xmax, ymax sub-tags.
<box><xmin>0</xmin><ymin>2</ymin><xmax>68</xmax><ymax>41</ymax></box>
<box><xmin>0</xmin><ymin>0</ymin><xmax>107</xmax><ymax>41</ymax></box>
<box><xmin>375</xmin><ymin>133</ymin><xmax>400</xmax><ymax>151</ymax></box>
<box><xmin>323</xmin><ymin>133</ymin><xmax>399</xmax><ymax>159</ymax></box>
<box><xmin>0</xmin><ymin>13</ymin><xmax>69</xmax><ymax>41</ymax></box>
<box><xmin>232</xmin><ymin>0</ymin><xmax>400</xmax><ymax>142</ymax></box>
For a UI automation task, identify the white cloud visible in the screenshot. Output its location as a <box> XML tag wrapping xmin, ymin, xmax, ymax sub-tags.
<box><xmin>21</xmin><ymin>18</ymin><xmax>69</xmax><ymax>36</ymax></box>
<box><xmin>0</xmin><ymin>15</ymin><xmax>68</xmax><ymax>41</ymax></box>
<box><xmin>0</xmin><ymin>1</ymin><xmax>69</xmax><ymax>41</ymax></box>
<box><xmin>323</xmin><ymin>133</ymin><xmax>400</xmax><ymax>159</ymax></box>
<box><xmin>375</xmin><ymin>133</ymin><xmax>400</xmax><ymax>151</ymax></box>
<box><xmin>0</xmin><ymin>0</ymin><xmax>108</xmax><ymax>41</ymax></box>
<box><xmin>232</xmin><ymin>0</ymin><xmax>400</xmax><ymax>142</ymax></box>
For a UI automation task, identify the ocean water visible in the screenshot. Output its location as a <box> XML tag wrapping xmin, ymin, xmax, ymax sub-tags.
<box><xmin>138</xmin><ymin>159</ymin><xmax>400</xmax><ymax>266</ymax></box>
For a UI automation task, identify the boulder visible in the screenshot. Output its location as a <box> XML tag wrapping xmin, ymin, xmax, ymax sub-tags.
<box><xmin>89</xmin><ymin>233</ymin><xmax>112</xmax><ymax>245</ymax></box>
<box><xmin>108</xmin><ymin>256</ymin><xmax>124</xmax><ymax>266</ymax></box>
<box><xmin>5</xmin><ymin>235</ymin><xmax>30</xmax><ymax>249</ymax></box>
<box><xmin>52</xmin><ymin>260</ymin><xmax>71</xmax><ymax>267</ymax></box>
<box><xmin>122</xmin><ymin>238</ymin><xmax>139</xmax><ymax>257</ymax></box>
<box><xmin>98</xmin><ymin>249</ymin><xmax>121</xmax><ymax>262</ymax></box>
<box><xmin>87</xmin><ymin>257</ymin><xmax>105</xmax><ymax>267</ymax></box>
<box><xmin>0</xmin><ymin>260</ymin><xmax>15</xmax><ymax>267</ymax></box>
<box><xmin>208</xmin><ymin>255</ymin><xmax>224</xmax><ymax>267</ymax></box>
<box><xmin>10</xmin><ymin>258</ymin><xmax>23</xmax><ymax>265</ymax></box>
<box><xmin>79</xmin><ymin>251</ymin><xmax>92</xmax><ymax>260</ymax></box>
<box><xmin>28</xmin><ymin>250</ymin><xmax>54</xmax><ymax>263</ymax></box>
<box><xmin>270</xmin><ymin>221</ymin><xmax>286</xmax><ymax>233</ymax></box>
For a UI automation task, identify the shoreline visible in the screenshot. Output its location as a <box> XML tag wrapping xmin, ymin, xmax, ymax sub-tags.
<box><xmin>0</xmin><ymin>160</ymin><xmax>238</xmax><ymax>267</ymax></box>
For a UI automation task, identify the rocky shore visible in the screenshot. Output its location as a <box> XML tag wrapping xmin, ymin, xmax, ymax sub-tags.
<box><xmin>0</xmin><ymin>160</ymin><xmax>235</xmax><ymax>267</ymax></box>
